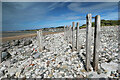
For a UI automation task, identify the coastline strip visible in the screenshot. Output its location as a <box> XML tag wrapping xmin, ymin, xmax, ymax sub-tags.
<box><xmin>1</xmin><ymin>31</ymin><xmax>63</xmax><ymax>42</ymax></box>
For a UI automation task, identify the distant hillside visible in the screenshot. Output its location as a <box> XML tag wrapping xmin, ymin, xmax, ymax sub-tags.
<box><xmin>21</xmin><ymin>20</ymin><xmax>119</xmax><ymax>31</ymax></box>
<box><xmin>80</xmin><ymin>20</ymin><xmax>120</xmax><ymax>29</ymax></box>
<box><xmin>20</xmin><ymin>26</ymin><xmax>64</xmax><ymax>31</ymax></box>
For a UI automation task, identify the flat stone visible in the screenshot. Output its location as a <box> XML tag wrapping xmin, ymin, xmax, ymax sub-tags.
<box><xmin>32</xmin><ymin>74</ymin><xmax>36</xmax><ymax>78</ymax></box>
<box><xmin>33</xmin><ymin>52</ymin><xmax>40</xmax><ymax>58</ymax></box>
<box><xmin>36</xmin><ymin>75</ymin><xmax>42</xmax><ymax>78</ymax></box>
<box><xmin>87</xmin><ymin>74</ymin><xmax>93</xmax><ymax>78</ymax></box>
<box><xmin>8</xmin><ymin>68</ymin><xmax>16</xmax><ymax>77</ymax></box>
<box><xmin>10</xmin><ymin>72</ymin><xmax>15</xmax><ymax>77</ymax></box>
<box><xmin>25</xmin><ymin>71</ymin><xmax>31</xmax><ymax>77</ymax></box>
<box><xmin>65</xmin><ymin>52</ymin><xmax>69</xmax><ymax>55</ymax></box>
<box><xmin>80</xmin><ymin>69</ymin><xmax>86</xmax><ymax>73</ymax></box>
<box><xmin>35</xmin><ymin>69</ymin><xmax>40</xmax><ymax>75</ymax></box>
<box><xmin>24</xmin><ymin>66</ymin><xmax>32</xmax><ymax>72</ymax></box>
<box><xmin>48</xmin><ymin>74</ymin><xmax>53</xmax><ymax>77</ymax></box>
<box><xmin>1</xmin><ymin>67</ymin><xmax>6</xmax><ymax>72</ymax></box>
<box><xmin>101</xmin><ymin>62</ymin><xmax>118</xmax><ymax>71</ymax></box>
<box><xmin>2</xmin><ymin>52</ymin><xmax>11</xmax><ymax>60</ymax></box>
<box><xmin>62</xmin><ymin>65</ymin><xmax>68</xmax><ymax>69</ymax></box>
<box><xmin>15</xmin><ymin>72</ymin><xmax>21</xmax><ymax>77</ymax></box>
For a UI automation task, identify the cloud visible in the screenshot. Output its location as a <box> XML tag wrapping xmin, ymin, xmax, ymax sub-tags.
<box><xmin>2</xmin><ymin>2</ymin><xmax>69</xmax><ymax>31</ymax></box>
<box><xmin>48</xmin><ymin>3</ymin><xmax>60</xmax><ymax>10</ymax></box>
<box><xmin>3</xmin><ymin>2</ymin><xmax>58</xmax><ymax>25</ymax></box>
<box><xmin>2</xmin><ymin>2</ymin><xmax>119</xmax><ymax>31</ymax></box>
<box><xmin>2</xmin><ymin>2</ymin><xmax>67</xmax><ymax>23</ymax></box>
<box><xmin>43</xmin><ymin>13</ymin><xmax>86</xmax><ymax>24</ymax></box>
<box><xmin>67</xmin><ymin>2</ymin><xmax>118</xmax><ymax>14</ymax></box>
<box><xmin>1</xmin><ymin>0</ymin><xmax>120</xmax><ymax>2</ymax></box>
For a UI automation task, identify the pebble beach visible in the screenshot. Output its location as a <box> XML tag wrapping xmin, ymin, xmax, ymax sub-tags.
<box><xmin>0</xmin><ymin>26</ymin><xmax>119</xmax><ymax>79</ymax></box>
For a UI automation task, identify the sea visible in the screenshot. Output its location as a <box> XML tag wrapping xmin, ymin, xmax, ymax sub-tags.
<box><xmin>1</xmin><ymin>31</ymin><xmax>37</xmax><ymax>38</ymax></box>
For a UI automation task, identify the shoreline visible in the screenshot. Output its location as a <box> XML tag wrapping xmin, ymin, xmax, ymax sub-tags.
<box><xmin>0</xmin><ymin>26</ymin><xmax>118</xmax><ymax>42</ymax></box>
<box><xmin>1</xmin><ymin>31</ymin><xmax>63</xmax><ymax>42</ymax></box>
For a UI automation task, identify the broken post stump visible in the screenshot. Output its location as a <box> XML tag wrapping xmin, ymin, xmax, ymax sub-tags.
<box><xmin>37</xmin><ymin>30</ymin><xmax>43</xmax><ymax>52</ymax></box>
<box><xmin>76</xmin><ymin>22</ymin><xmax>79</xmax><ymax>51</ymax></box>
<box><xmin>72</xmin><ymin>22</ymin><xmax>75</xmax><ymax>52</ymax></box>
<box><xmin>93</xmin><ymin>15</ymin><xmax>101</xmax><ymax>71</ymax></box>
<box><xmin>86</xmin><ymin>14</ymin><xmax>92</xmax><ymax>71</ymax></box>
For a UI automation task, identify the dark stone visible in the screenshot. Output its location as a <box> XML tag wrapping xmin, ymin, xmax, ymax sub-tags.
<box><xmin>2</xmin><ymin>52</ymin><xmax>11</xmax><ymax>61</ymax></box>
<box><xmin>115</xmin><ymin>74</ymin><xmax>117</xmax><ymax>77</ymax></box>
<box><xmin>64</xmin><ymin>48</ymin><xmax>69</xmax><ymax>52</ymax></box>
<box><xmin>2</xmin><ymin>43</ymin><xmax>10</xmax><ymax>48</ymax></box>
<box><xmin>97</xmin><ymin>69</ymin><xmax>102</xmax><ymax>74</ymax></box>
<box><xmin>107</xmin><ymin>58</ymin><xmax>112</xmax><ymax>63</ymax></box>
<box><xmin>1</xmin><ymin>48</ymin><xmax>7</xmax><ymax>52</ymax></box>
<box><xmin>43</xmin><ymin>46</ymin><xmax>46</xmax><ymax>50</ymax></box>
<box><xmin>82</xmin><ymin>53</ymin><xmax>86</xmax><ymax>57</ymax></box>
<box><xmin>59</xmin><ymin>62</ymin><xmax>63</xmax><ymax>65</ymax></box>
<box><xmin>87</xmin><ymin>74</ymin><xmax>93</xmax><ymax>78</ymax></box>
<box><xmin>24</xmin><ymin>40</ymin><xmax>32</xmax><ymax>46</ymax></box>
<box><xmin>18</xmin><ymin>45</ymin><xmax>23</xmax><ymax>48</ymax></box>
<box><xmin>11</xmin><ymin>59</ymin><xmax>18</xmax><ymax>64</ymax></box>
<box><xmin>54</xmin><ymin>54</ymin><xmax>57</xmax><ymax>56</ymax></box>
<box><xmin>14</xmin><ymin>40</ymin><xmax>20</xmax><ymax>46</ymax></box>
<box><xmin>11</xmin><ymin>40</ymin><xmax>20</xmax><ymax>46</ymax></box>
<box><xmin>81</xmin><ymin>46</ymin><xmax>84</xmax><ymax>49</ymax></box>
<box><xmin>76</xmin><ymin>52</ymin><xmax>79</xmax><ymax>55</ymax></box>
<box><xmin>43</xmin><ymin>46</ymin><xmax>50</xmax><ymax>51</ymax></box>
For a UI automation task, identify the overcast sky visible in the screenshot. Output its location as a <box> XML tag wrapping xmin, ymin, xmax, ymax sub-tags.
<box><xmin>2</xmin><ymin>2</ymin><xmax>118</xmax><ymax>31</ymax></box>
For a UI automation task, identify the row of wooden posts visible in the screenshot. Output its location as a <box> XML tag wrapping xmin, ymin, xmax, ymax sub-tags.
<box><xmin>0</xmin><ymin>13</ymin><xmax>100</xmax><ymax>72</ymax></box>
<box><xmin>64</xmin><ymin>14</ymin><xmax>101</xmax><ymax>71</ymax></box>
<box><xmin>37</xmin><ymin>13</ymin><xmax>101</xmax><ymax>72</ymax></box>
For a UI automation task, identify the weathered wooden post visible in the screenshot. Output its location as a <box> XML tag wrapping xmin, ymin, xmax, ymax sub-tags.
<box><xmin>68</xmin><ymin>25</ymin><xmax>70</xmax><ymax>43</ymax></box>
<box><xmin>76</xmin><ymin>22</ymin><xmax>79</xmax><ymax>51</ymax></box>
<box><xmin>68</xmin><ymin>25</ymin><xmax>71</xmax><ymax>43</ymax></box>
<box><xmin>37</xmin><ymin>30</ymin><xmax>42</xmax><ymax>52</ymax></box>
<box><xmin>64</xmin><ymin>25</ymin><xmax>66</xmax><ymax>41</ymax></box>
<box><xmin>72</xmin><ymin>22</ymin><xmax>75</xmax><ymax>52</ymax></box>
<box><xmin>0</xmin><ymin>51</ymin><xmax>1</xmax><ymax>63</ymax></box>
<box><xmin>86</xmin><ymin>14</ymin><xmax>92</xmax><ymax>71</ymax></box>
<box><xmin>66</xmin><ymin>25</ymin><xmax>69</xmax><ymax>43</ymax></box>
<box><xmin>93</xmin><ymin>15</ymin><xmax>101</xmax><ymax>71</ymax></box>
<box><xmin>69</xmin><ymin>25</ymin><xmax>72</xmax><ymax>44</ymax></box>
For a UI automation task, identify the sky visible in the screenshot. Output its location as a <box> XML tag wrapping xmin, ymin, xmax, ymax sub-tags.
<box><xmin>2</xmin><ymin>2</ymin><xmax>118</xmax><ymax>31</ymax></box>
